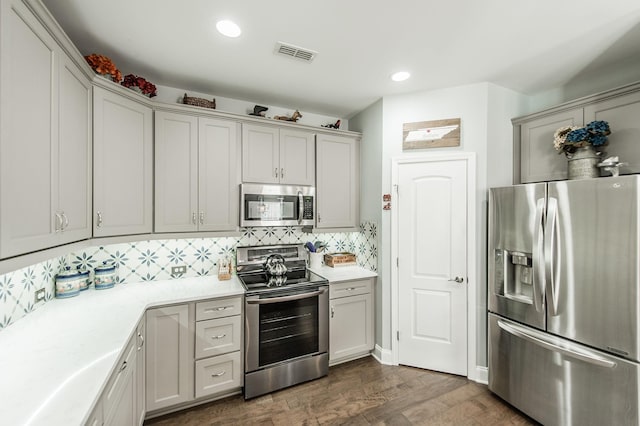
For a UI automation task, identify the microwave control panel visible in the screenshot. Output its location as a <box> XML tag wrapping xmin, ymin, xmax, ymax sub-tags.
<box><xmin>303</xmin><ymin>196</ymin><xmax>314</xmax><ymax>219</ymax></box>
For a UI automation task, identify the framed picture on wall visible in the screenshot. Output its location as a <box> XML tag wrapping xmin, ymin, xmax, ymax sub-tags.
<box><xmin>402</xmin><ymin>118</ymin><xmax>461</xmax><ymax>150</ymax></box>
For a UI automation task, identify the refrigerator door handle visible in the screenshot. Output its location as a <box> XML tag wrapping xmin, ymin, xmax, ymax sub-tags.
<box><xmin>497</xmin><ymin>319</ymin><xmax>616</xmax><ymax>368</ymax></box>
<box><xmin>544</xmin><ymin>197</ymin><xmax>560</xmax><ymax>316</ymax></box>
<box><xmin>532</xmin><ymin>198</ymin><xmax>546</xmax><ymax>313</ymax></box>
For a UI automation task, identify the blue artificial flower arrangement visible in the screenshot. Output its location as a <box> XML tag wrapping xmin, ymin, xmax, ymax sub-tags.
<box><xmin>554</xmin><ymin>120</ymin><xmax>611</xmax><ymax>155</ymax></box>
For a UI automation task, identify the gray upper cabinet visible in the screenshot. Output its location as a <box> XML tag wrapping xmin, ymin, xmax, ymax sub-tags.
<box><xmin>155</xmin><ymin>111</ymin><xmax>239</xmax><ymax>233</ymax></box>
<box><xmin>242</xmin><ymin>123</ymin><xmax>315</xmax><ymax>186</ymax></box>
<box><xmin>316</xmin><ymin>134</ymin><xmax>359</xmax><ymax>229</ymax></box>
<box><xmin>584</xmin><ymin>90</ymin><xmax>640</xmax><ymax>175</ymax></box>
<box><xmin>93</xmin><ymin>86</ymin><xmax>153</xmax><ymax>237</ymax></box>
<box><xmin>514</xmin><ymin>82</ymin><xmax>640</xmax><ymax>184</ymax></box>
<box><xmin>518</xmin><ymin>108</ymin><xmax>583</xmax><ymax>183</ymax></box>
<box><xmin>0</xmin><ymin>0</ymin><xmax>91</xmax><ymax>258</ymax></box>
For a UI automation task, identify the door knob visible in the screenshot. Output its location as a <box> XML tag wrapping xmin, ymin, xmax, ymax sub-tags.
<box><xmin>448</xmin><ymin>276</ymin><xmax>464</xmax><ymax>283</ymax></box>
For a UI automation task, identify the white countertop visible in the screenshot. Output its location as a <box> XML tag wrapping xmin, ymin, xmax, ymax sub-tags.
<box><xmin>310</xmin><ymin>265</ymin><xmax>378</xmax><ymax>282</ymax></box>
<box><xmin>0</xmin><ymin>276</ymin><xmax>245</xmax><ymax>426</ymax></box>
<box><xmin>0</xmin><ymin>266</ymin><xmax>375</xmax><ymax>426</ymax></box>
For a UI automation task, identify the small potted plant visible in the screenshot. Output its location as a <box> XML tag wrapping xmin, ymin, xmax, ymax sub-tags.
<box><xmin>554</xmin><ymin>120</ymin><xmax>611</xmax><ymax>179</ymax></box>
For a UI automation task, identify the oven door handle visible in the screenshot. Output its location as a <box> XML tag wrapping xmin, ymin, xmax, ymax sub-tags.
<box><xmin>247</xmin><ymin>287</ymin><xmax>327</xmax><ymax>304</ymax></box>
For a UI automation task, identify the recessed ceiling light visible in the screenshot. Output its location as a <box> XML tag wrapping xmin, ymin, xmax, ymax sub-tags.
<box><xmin>391</xmin><ymin>71</ymin><xmax>411</xmax><ymax>82</ymax></box>
<box><xmin>216</xmin><ymin>20</ymin><xmax>241</xmax><ymax>38</ymax></box>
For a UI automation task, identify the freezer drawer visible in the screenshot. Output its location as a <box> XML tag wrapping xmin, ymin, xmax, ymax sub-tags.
<box><xmin>489</xmin><ymin>313</ymin><xmax>639</xmax><ymax>426</ymax></box>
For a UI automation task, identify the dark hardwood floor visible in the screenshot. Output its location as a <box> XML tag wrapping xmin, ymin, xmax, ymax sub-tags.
<box><xmin>145</xmin><ymin>356</ymin><xmax>537</xmax><ymax>425</ymax></box>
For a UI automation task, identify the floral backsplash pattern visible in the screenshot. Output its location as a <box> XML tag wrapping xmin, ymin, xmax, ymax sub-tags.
<box><xmin>0</xmin><ymin>222</ymin><xmax>377</xmax><ymax>330</ymax></box>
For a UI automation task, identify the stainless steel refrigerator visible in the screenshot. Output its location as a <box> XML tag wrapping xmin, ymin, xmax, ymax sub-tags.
<box><xmin>488</xmin><ymin>175</ymin><xmax>640</xmax><ymax>426</ymax></box>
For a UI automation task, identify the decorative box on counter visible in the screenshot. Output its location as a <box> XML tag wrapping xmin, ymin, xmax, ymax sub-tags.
<box><xmin>323</xmin><ymin>252</ymin><xmax>357</xmax><ymax>267</ymax></box>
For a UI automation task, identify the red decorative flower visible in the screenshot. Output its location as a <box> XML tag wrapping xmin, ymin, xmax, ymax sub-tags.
<box><xmin>121</xmin><ymin>74</ymin><xmax>157</xmax><ymax>97</ymax></box>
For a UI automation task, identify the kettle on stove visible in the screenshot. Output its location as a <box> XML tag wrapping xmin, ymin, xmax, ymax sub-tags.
<box><xmin>263</xmin><ymin>254</ymin><xmax>287</xmax><ymax>276</ymax></box>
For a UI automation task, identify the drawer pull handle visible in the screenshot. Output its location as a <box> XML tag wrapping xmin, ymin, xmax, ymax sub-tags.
<box><xmin>137</xmin><ymin>332</ymin><xmax>144</xmax><ymax>351</ymax></box>
<box><xmin>211</xmin><ymin>370</ymin><xmax>226</xmax><ymax>377</ymax></box>
<box><xmin>120</xmin><ymin>361</ymin><xmax>128</xmax><ymax>372</ymax></box>
<box><xmin>205</xmin><ymin>306</ymin><xmax>233</xmax><ymax>312</ymax></box>
<box><xmin>331</xmin><ymin>306</ymin><xmax>335</xmax><ymax>318</ymax></box>
<box><xmin>211</xmin><ymin>334</ymin><xmax>226</xmax><ymax>339</ymax></box>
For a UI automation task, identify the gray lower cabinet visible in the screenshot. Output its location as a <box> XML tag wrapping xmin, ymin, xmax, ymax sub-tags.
<box><xmin>154</xmin><ymin>111</ymin><xmax>240</xmax><ymax>233</ymax></box>
<box><xmin>145</xmin><ymin>297</ymin><xmax>242</xmax><ymax>417</ymax></box>
<box><xmin>84</xmin><ymin>319</ymin><xmax>143</xmax><ymax>426</ymax></box>
<box><xmin>194</xmin><ymin>298</ymin><xmax>243</xmax><ymax>398</ymax></box>
<box><xmin>316</xmin><ymin>134</ymin><xmax>360</xmax><ymax>229</ymax></box>
<box><xmin>93</xmin><ymin>85</ymin><xmax>153</xmax><ymax>237</ymax></box>
<box><xmin>0</xmin><ymin>0</ymin><xmax>92</xmax><ymax>258</ymax></box>
<box><xmin>145</xmin><ymin>304</ymin><xmax>193</xmax><ymax>412</ymax></box>
<box><xmin>329</xmin><ymin>278</ymin><xmax>374</xmax><ymax>364</ymax></box>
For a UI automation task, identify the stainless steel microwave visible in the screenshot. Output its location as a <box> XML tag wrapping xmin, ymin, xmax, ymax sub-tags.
<box><xmin>240</xmin><ymin>184</ymin><xmax>315</xmax><ymax>227</ymax></box>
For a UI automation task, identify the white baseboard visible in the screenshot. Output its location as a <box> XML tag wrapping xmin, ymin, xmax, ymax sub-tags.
<box><xmin>372</xmin><ymin>344</ymin><xmax>394</xmax><ymax>365</ymax></box>
<box><xmin>473</xmin><ymin>366</ymin><xmax>488</xmax><ymax>384</ymax></box>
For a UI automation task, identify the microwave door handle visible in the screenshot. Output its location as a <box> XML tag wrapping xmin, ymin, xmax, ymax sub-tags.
<box><xmin>298</xmin><ymin>191</ymin><xmax>303</xmax><ymax>224</ymax></box>
<box><xmin>532</xmin><ymin>198</ymin><xmax>546</xmax><ymax>313</ymax></box>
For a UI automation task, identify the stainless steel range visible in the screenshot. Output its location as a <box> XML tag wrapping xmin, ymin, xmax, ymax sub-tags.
<box><xmin>236</xmin><ymin>244</ymin><xmax>329</xmax><ymax>399</ymax></box>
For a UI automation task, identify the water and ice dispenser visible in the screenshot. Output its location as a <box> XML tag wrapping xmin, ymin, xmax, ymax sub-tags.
<box><xmin>494</xmin><ymin>249</ymin><xmax>533</xmax><ymax>303</ymax></box>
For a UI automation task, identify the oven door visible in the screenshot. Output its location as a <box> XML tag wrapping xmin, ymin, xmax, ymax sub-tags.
<box><xmin>245</xmin><ymin>285</ymin><xmax>328</xmax><ymax>373</ymax></box>
<box><xmin>240</xmin><ymin>184</ymin><xmax>315</xmax><ymax>227</ymax></box>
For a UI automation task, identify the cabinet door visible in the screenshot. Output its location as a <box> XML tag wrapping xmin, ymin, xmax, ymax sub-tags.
<box><xmin>135</xmin><ymin>320</ymin><xmax>146</xmax><ymax>426</ymax></box>
<box><xmin>279</xmin><ymin>129</ymin><xmax>315</xmax><ymax>185</ymax></box>
<box><xmin>0</xmin><ymin>0</ymin><xmax>58</xmax><ymax>258</ymax></box>
<box><xmin>199</xmin><ymin>118</ymin><xmax>240</xmax><ymax>231</ymax></box>
<box><xmin>520</xmin><ymin>108</ymin><xmax>583</xmax><ymax>183</ymax></box>
<box><xmin>329</xmin><ymin>293</ymin><xmax>373</xmax><ymax>363</ymax></box>
<box><xmin>242</xmin><ymin>124</ymin><xmax>279</xmax><ymax>184</ymax></box>
<box><xmin>57</xmin><ymin>53</ymin><xmax>92</xmax><ymax>245</ymax></box>
<box><xmin>105</xmin><ymin>371</ymin><xmax>135</xmax><ymax>426</ymax></box>
<box><xmin>93</xmin><ymin>87</ymin><xmax>153</xmax><ymax>237</ymax></box>
<box><xmin>86</xmin><ymin>399</ymin><xmax>103</xmax><ymax>426</ymax></box>
<box><xmin>584</xmin><ymin>91</ymin><xmax>640</xmax><ymax>175</ymax></box>
<box><xmin>146</xmin><ymin>305</ymin><xmax>193</xmax><ymax>412</ymax></box>
<box><xmin>316</xmin><ymin>135</ymin><xmax>359</xmax><ymax>228</ymax></box>
<box><xmin>155</xmin><ymin>111</ymin><xmax>198</xmax><ymax>232</ymax></box>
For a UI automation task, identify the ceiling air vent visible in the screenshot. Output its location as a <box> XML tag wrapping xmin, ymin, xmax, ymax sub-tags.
<box><xmin>274</xmin><ymin>42</ymin><xmax>317</xmax><ymax>63</ymax></box>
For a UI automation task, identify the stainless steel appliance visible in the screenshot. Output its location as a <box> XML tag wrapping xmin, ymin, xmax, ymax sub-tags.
<box><xmin>488</xmin><ymin>175</ymin><xmax>640</xmax><ymax>425</ymax></box>
<box><xmin>236</xmin><ymin>244</ymin><xmax>329</xmax><ymax>399</ymax></box>
<box><xmin>240</xmin><ymin>184</ymin><xmax>315</xmax><ymax>227</ymax></box>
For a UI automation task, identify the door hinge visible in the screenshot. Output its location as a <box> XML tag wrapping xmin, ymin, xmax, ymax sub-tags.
<box><xmin>397</xmin><ymin>330</ymin><xmax>400</xmax><ymax>341</ymax></box>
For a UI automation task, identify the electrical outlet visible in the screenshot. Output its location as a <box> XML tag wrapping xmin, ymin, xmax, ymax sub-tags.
<box><xmin>34</xmin><ymin>288</ymin><xmax>46</xmax><ymax>304</ymax></box>
<box><xmin>171</xmin><ymin>265</ymin><xmax>187</xmax><ymax>276</ymax></box>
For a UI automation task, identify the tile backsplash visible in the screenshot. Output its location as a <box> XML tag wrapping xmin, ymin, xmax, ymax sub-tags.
<box><xmin>0</xmin><ymin>222</ymin><xmax>377</xmax><ymax>330</ymax></box>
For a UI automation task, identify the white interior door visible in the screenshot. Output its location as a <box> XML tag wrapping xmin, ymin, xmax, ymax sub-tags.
<box><xmin>397</xmin><ymin>159</ymin><xmax>468</xmax><ymax>375</ymax></box>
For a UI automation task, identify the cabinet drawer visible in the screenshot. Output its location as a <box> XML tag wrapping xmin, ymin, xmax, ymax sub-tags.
<box><xmin>196</xmin><ymin>297</ymin><xmax>242</xmax><ymax>321</ymax></box>
<box><xmin>195</xmin><ymin>315</ymin><xmax>241</xmax><ymax>359</ymax></box>
<box><xmin>103</xmin><ymin>336</ymin><xmax>136</xmax><ymax>419</ymax></box>
<box><xmin>194</xmin><ymin>352</ymin><xmax>242</xmax><ymax>398</ymax></box>
<box><xmin>330</xmin><ymin>279</ymin><xmax>372</xmax><ymax>299</ymax></box>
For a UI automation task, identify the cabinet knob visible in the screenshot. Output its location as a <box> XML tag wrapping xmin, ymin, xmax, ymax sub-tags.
<box><xmin>96</xmin><ymin>211</ymin><xmax>103</xmax><ymax>228</ymax></box>
<box><xmin>274</xmin><ymin>168</ymin><xmax>279</xmax><ymax>178</ymax></box>
<box><xmin>281</xmin><ymin>168</ymin><xmax>284</xmax><ymax>179</ymax></box>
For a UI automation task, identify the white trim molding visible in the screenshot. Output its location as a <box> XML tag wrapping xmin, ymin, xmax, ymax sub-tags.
<box><xmin>372</xmin><ymin>345</ymin><xmax>394</xmax><ymax>365</ymax></box>
<box><xmin>474</xmin><ymin>366</ymin><xmax>489</xmax><ymax>384</ymax></box>
<box><xmin>390</xmin><ymin>152</ymin><xmax>478</xmax><ymax>380</ymax></box>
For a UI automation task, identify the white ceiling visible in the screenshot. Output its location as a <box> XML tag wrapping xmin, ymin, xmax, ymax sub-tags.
<box><xmin>42</xmin><ymin>0</ymin><xmax>640</xmax><ymax>118</ymax></box>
